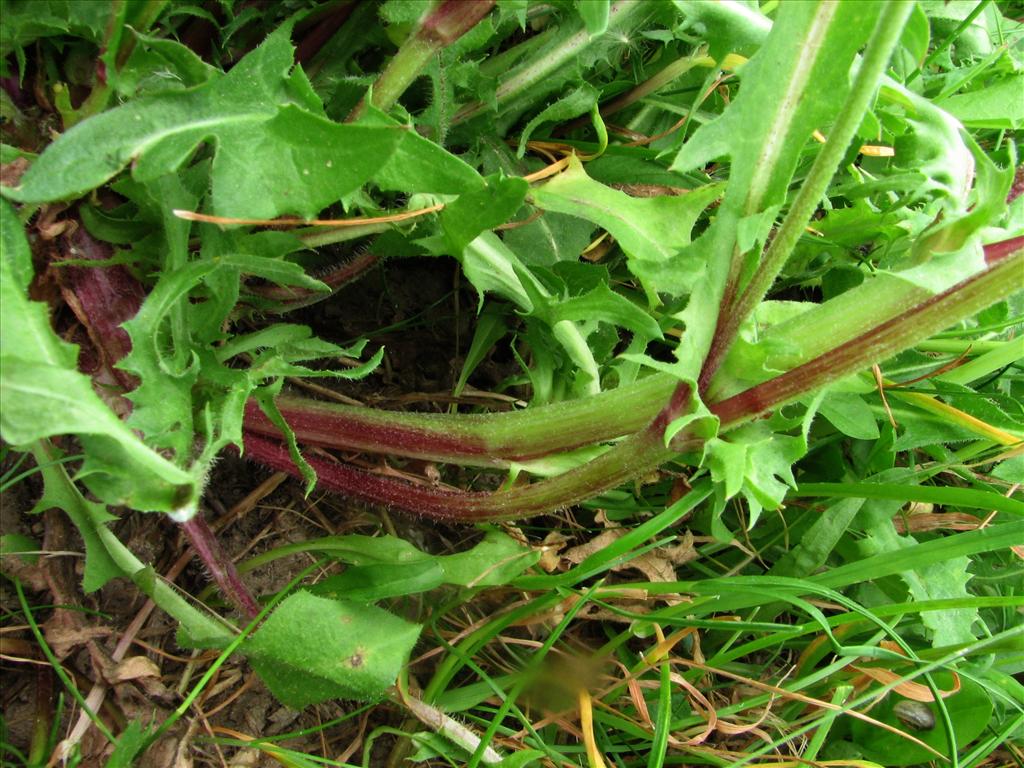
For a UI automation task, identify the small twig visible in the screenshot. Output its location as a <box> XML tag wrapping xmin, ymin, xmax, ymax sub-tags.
<box><xmin>172</xmin><ymin>203</ymin><xmax>444</xmax><ymax>228</ymax></box>
<box><xmin>399</xmin><ymin>689</ymin><xmax>505</xmax><ymax>765</ymax></box>
<box><xmin>873</xmin><ymin>364</ymin><xmax>898</xmax><ymax>430</ymax></box>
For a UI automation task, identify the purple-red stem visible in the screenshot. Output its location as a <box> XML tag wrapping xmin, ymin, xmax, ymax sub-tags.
<box><xmin>240</xmin><ymin>417</ymin><xmax>685</xmax><ymax>523</ymax></box>
<box><xmin>418</xmin><ymin>0</ymin><xmax>496</xmax><ymax>46</ymax></box>
<box><xmin>983</xmin><ymin>234</ymin><xmax>1024</xmax><ymax>266</ymax></box>
<box><xmin>711</xmin><ymin>244</ymin><xmax>1024</xmax><ymax>425</ymax></box>
<box><xmin>180</xmin><ymin>515</ymin><xmax>260</xmax><ymax>620</ymax></box>
<box><xmin>250</xmin><ymin>250</ymin><xmax>380</xmax><ymax>310</ymax></box>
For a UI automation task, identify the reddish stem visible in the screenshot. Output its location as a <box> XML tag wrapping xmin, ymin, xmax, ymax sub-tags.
<box><xmin>419</xmin><ymin>0</ymin><xmax>496</xmax><ymax>46</ymax></box>
<box><xmin>180</xmin><ymin>515</ymin><xmax>260</xmax><ymax>620</ymax></box>
<box><xmin>240</xmin><ymin>421</ymin><xmax>681</xmax><ymax>523</ymax></box>
<box><xmin>250</xmin><ymin>250</ymin><xmax>380</xmax><ymax>310</ymax></box>
<box><xmin>983</xmin><ymin>234</ymin><xmax>1024</xmax><ymax>266</ymax></box>
<box><xmin>710</xmin><ymin>246</ymin><xmax>1024</xmax><ymax>425</ymax></box>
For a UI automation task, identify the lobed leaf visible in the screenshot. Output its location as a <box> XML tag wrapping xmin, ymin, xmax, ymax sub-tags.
<box><xmin>2</xmin><ymin>27</ymin><xmax>417</xmax><ymax>219</ymax></box>
<box><xmin>531</xmin><ymin>156</ymin><xmax>722</xmax><ymax>300</ymax></box>
<box><xmin>0</xmin><ymin>201</ymin><xmax>195</xmax><ymax>512</ymax></box>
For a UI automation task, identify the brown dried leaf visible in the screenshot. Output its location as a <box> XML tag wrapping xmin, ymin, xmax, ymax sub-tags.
<box><xmin>893</xmin><ymin>511</ymin><xmax>981</xmax><ymax>533</ymax></box>
<box><xmin>562</xmin><ymin>529</ymin><xmax>623</xmax><ymax>566</ymax></box>
<box><xmin>43</xmin><ymin>621</ymin><xmax>110</xmax><ymax>659</ymax></box>
<box><xmin>537</xmin><ymin>530</ymin><xmax>570</xmax><ymax>572</ymax></box>
<box><xmin>561</xmin><ymin>529</ymin><xmax>694</xmax><ymax>603</ymax></box>
<box><xmin>0</xmin><ymin>157</ymin><xmax>30</xmax><ymax>187</ymax></box>
<box><xmin>852</xmin><ymin>665</ymin><xmax>960</xmax><ymax>702</ymax></box>
<box><xmin>0</xmin><ymin>552</ymin><xmax>48</xmax><ymax>592</ymax></box>
<box><xmin>108</xmin><ymin>655</ymin><xmax>161</xmax><ymax>684</ymax></box>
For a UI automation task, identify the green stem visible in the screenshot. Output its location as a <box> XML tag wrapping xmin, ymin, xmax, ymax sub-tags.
<box><xmin>712</xmin><ymin>247</ymin><xmax>1024</xmax><ymax>427</ymax></box>
<box><xmin>351</xmin><ymin>35</ymin><xmax>437</xmax><ymax>121</ymax></box>
<box><xmin>915</xmin><ymin>339</ymin><xmax>1006</xmax><ymax>354</ymax></box>
<box><xmin>906</xmin><ymin>0</ymin><xmax>991</xmax><ymax>84</ymax></box>
<box><xmin>705</xmin><ymin>1</ymin><xmax>914</xmax><ymax>388</ymax></box>
<box><xmin>245</xmin><ymin>373</ymin><xmax>677</xmax><ymax>466</ymax></box>
<box><xmin>551</xmin><ymin>319</ymin><xmax>601</xmax><ymax>395</ymax></box>
<box><xmin>92</xmin><ymin>520</ymin><xmax>236</xmax><ymax>646</ymax></box>
<box><xmin>31</xmin><ymin>443</ymin><xmax>234</xmax><ymax>647</ymax></box>
<box><xmin>562</xmin><ymin>48</ymin><xmax>714</xmax><ymax>132</ymax></box>
<box><xmin>297</xmin><ymin>221</ymin><xmax>390</xmax><ymax>248</ymax></box>
<box><xmin>452</xmin><ymin>0</ymin><xmax>653</xmax><ymax>125</ymax></box>
<box><xmin>72</xmin><ymin>0</ymin><xmax>169</xmax><ymax>125</ymax></box>
<box><xmin>349</xmin><ymin>0</ymin><xmax>495</xmax><ymax>121</ymax></box>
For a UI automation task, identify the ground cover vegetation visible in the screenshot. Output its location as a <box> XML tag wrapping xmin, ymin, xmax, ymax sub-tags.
<box><xmin>0</xmin><ymin>0</ymin><xmax>1022</xmax><ymax>764</ymax></box>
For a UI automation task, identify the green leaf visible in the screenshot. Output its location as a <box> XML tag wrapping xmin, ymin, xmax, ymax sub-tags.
<box><xmin>437</xmin><ymin>528</ymin><xmax>540</xmax><ymax>586</ymax></box>
<box><xmin>586</xmin><ymin>155</ymin><xmax>702</xmax><ymax>190</ymax></box>
<box><xmin>705</xmin><ymin>419</ymin><xmax>808</xmax><ymax>527</ymax></box>
<box><xmin>884</xmin><ymin>83</ymin><xmax>977</xmax><ymax>206</ymax></box>
<box><xmin>0</xmin><ymin>0</ymin><xmax>112</xmax><ymax>58</ymax></box>
<box><xmin>116</xmin><ymin>30</ymin><xmax>218</xmax><ymax>97</ymax></box>
<box><xmin>0</xmin><ymin>200</ymin><xmax>195</xmax><ymax>513</ymax></box>
<box><xmin>937</xmin><ymin>76</ymin><xmax>1024</xmax><ymax>129</ymax></box>
<box><xmin>854</xmin><ymin>491</ymin><xmax>979</xmax><ymax>647</ymax></box>
<box><xmin>899</xmin><ymin>1</ymin><xmax>930</xmax><ymax>64</ymax></box>
<box><xmin>453</xmin><ymin>305</ymin><xmax>509</xmax><ymax>397</ymax></box>
<box><xmin>118</xmin><ymin>250</ymin><xmax>333</xmax><ymax>467</ymax></box>
<box><xmin>242</xmin><ymin>591</ymin><xmax>422</xmax><ymax>706</ymax></box>
<box><xmin>912</xmin><ymin>556</ymin><xmax>977</xmax><ymax>646</ymax></box>
<box><xmin>819</xmin><ymin>391</ymin><xmax>880</xmax><ymax>440</ymax></box>
<box><xmin>547</xmin><ymin>282</ymin><xmax>663</xmax><ymax>341</ymax></box>
<box><xmin>516</xmin><ymin>83</ymin><xmax>598</xmax><ymax>157</ymax></box>
<box><xmin>305</xmin><ymin>527</ymin><xmax>540</xmax><ymax>602</ymax></box>
<box><xmin>460</xmin><ymin>231</ymin><xmax>550</xmax><ymax>312</ymax></box>
<box><xmin>29</xmin><ymin>445</ymin><xmax>119</xmax><ymax>593</ymax></box>
<box><xmin>312</xmin><ymin>561</ymin><xmax>444</xmax><ymax>602</ymax></box>
<box><xmin>575</xmin><ymin>0</ymin><xmax>610</xmax><ymax>37</ymax></box>
<box><xmin>0</xmin><ymin>533</ymin><xmax>39</xmax><ymax>565</ymax></box>
<box><xmin>495</xmin><ymin>751</ymin><xmax>546</xmax><ymax>768</ymax></box>
<box><xmin>501</xmin><ymin>211</ymin><xmax>595</xmax><ymax>267</ymax></box>
<box><xmin>3</xmin><ymin>28</ymin><xmax>406</xmax><ymax>219</ymax></box>
<box><xmin>671</xmin><ymin>0</ymin><xmax>883</xmax><ymax>216</ymax></box>
<box><xmin>770</xmin><ymin>498</ymin><xmax>865</xmax><ymax>578</ymax></box>
<box><xmin>992</xmin><ymin>455</ymin><xmax>1024</xmax><ymax>484</ymax></box>
<box><xmin>794</xmin><ymin>483</ymin><xmax>1024</xmax><ymax>518</ymax></box>
<box><xmin>103</xmin><ymin>720</ymin><xmax>154</xmax><ymax>768</ymax></box>
<box><xmin>363</xmin><ymin>106</ymin><xmax>485</xmax><ymax>195</ymax></box>
<box><xmin>209</xmin><ymin>105</ymin><xmax>404</xmax><ymax>219</ymax></box>
<box><xmin>850</xmin><ymin>673</ymin><xmax>992</xmax><ymax>766</ymax></box>
<box><xmin>440</xmin><ymin>174</ymin><xmax>528</xmax><ymax>254</ymax></box>
<box><xmin>531</xmin><ymin>156</ymin><xmax>722</xmax><ymax>299</ymax></box>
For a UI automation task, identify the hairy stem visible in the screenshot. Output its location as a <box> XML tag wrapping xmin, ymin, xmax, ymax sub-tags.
<box><xmin>349</xmin><ymin>0</ymin><xmax>495</xmax><ymax>121</ymax></box>
<box><xmin>452</xmin><ymin>0</ymin><xmax>654</xmax><ymax>125</ymax></box>
<box><xmin>243</xmin><ymin>373</ymin><xmax>677</xmax><ymax>466</ymax></box>
<box><xmin>242</xmin><ymin>421</ymin><xmax>681</xmax><ymax>522</ymax></box>
<box><xmin>249</xmin><ymin>246</ymin><xmax>1022</xmax><ymax>522</ymax></box>
<box><xmin>711</xmin><ymin>246</ymin><xmax>1024</xmax><ymax>426</ymax></box>
<box><xmin>701</xmin><ymin>0</ymin><xmax>914</xmax><ymax>390</ymax></box>
<box><xmin>180</xmin><ymin>515</ymin><xmax>260</xmax><ymax>620</ymax></box>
